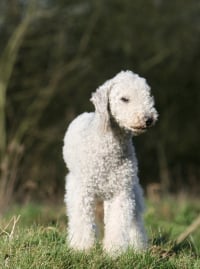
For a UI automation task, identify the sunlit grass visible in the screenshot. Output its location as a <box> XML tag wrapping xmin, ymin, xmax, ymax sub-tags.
<box><xmin>0</xmin><ymin>198</ymin><xmax>199</xmax><ymax>268</ymax></box>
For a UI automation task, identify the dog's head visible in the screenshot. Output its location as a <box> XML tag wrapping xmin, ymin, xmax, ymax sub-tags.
<box><xmin>91</xmin><ymin>70</ymin><xmax>158</xmax><ymax>135</ymax></box>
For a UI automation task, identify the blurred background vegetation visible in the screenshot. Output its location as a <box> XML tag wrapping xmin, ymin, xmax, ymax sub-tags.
<box><xmin>0</xmin><ymin>0</ymin><xmax>200</xmax><ymax>212</ymax></box>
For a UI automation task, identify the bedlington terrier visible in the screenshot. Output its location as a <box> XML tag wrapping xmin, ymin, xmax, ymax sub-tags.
<box><xmin>63</xmin><ymin>70</ymin><xmax>158</xmax><ymax>255</ymax></box>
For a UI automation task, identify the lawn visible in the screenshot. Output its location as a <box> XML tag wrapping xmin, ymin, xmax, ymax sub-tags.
<box><xmin>0</xmin><ymin>198</ymin><xmax>199</xmax><ymax>269</ymax></box>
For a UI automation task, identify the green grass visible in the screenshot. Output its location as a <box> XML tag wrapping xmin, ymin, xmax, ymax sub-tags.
<box><xmin>0</xmin><ymin>198</ymin><xmax>199</xmax><ymax>269</ymax></box>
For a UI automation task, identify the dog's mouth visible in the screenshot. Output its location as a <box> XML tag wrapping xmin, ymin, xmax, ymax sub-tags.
<box><xmin>130</xmin><ymin>126</ymin><xmax>147</xmax><ymax>135</ymax></box>
<box><xmin>122</xmin><ymin>116</ymin><xmax>157</xmax><ymax>135</ymax></box>
<box><xmin>130</xmin><ymin>118</ymin><xmax>156</xmax><ymax>134</ymax></box>
<box><xmin>133</xmin><ymin>126</ymin><xmax>146</xmax><ymax>131</ymax></box>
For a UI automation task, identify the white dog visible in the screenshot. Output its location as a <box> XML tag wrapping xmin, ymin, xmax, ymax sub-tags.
<box><xmin>63</xmin><ymin>70</ymin><xmax>158</xmax><ymax>254</ymax></box>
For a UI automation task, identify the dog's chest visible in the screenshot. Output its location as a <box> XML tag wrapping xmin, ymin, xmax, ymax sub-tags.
<box><xmin>87</xmin><ymin>135</ymin><xmax>137</xmax><ymax>198</ymax></box>
<box><xmin>90</xmin><ymin>134</ymin><xmax>128</xmax><ymax>167</ymax></box>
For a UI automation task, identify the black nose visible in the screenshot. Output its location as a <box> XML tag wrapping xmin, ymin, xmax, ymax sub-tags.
<box><xmin>145</xmin><ymin>117</ymin><xmax>153</xmax><ymax>127</ymax></box>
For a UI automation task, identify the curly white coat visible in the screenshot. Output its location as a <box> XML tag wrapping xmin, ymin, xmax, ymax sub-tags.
<box><xmin>63</xmin><ymin>70</ymin><xmax>158</xmax><ymax>255</ymax></box>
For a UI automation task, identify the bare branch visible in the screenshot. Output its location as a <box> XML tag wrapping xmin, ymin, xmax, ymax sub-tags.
<box><xmin>0</xmin><ymin>1</ymin><xmax>55</xmax><ymax>160</ymax></box>
<box><xmin>9</xmin><ymin>215</ymin><xmax>21</xmax><ymax>240</ymax></box>
<box><xmin>175</xmin><ymin>215</ymin><xmax>200</xmax><ymax>245</ymax></box>
<box><xmin>0</xmin><ymin>215</ymin><xmax>20</xmax><ymax>240</ymax></box>
<box><xmin>77</xmin><ymin>3</ymin><xmax>101</xmax><ymax>56</ymax></box>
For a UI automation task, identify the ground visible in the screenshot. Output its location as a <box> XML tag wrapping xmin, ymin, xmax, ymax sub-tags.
<box><xmin>0</xmin><ymin>197</ymin><xmax>199</xmax><ymax>269</ymax></box>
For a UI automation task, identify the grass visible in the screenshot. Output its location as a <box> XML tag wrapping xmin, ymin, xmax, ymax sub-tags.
<box><xmin>0</xmin><ymin>198</ymin><xmax>199</xmax><ymax>269</ymax></box>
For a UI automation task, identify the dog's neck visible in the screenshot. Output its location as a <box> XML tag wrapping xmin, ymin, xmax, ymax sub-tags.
<box><xmin>108</xmin><ymin>115</ymin><xmax>132</xmax><ymax>143</ymax></box>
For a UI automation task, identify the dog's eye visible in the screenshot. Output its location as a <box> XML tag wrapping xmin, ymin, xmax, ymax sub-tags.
<box><xmin>120</xmin><ymin>97</ymin><xmax>129</xmax><ymax>103</ymax></box>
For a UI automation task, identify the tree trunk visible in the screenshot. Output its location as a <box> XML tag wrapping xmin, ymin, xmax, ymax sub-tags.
<box><xmin>157</xmin><ymin>142</ymin><xmax>171</xmax><ymax>194</ymax></box>
<box><xmin>0</xmin><ymin>82</ymin><xmax>6</xmax><ymax>160</ymax></box>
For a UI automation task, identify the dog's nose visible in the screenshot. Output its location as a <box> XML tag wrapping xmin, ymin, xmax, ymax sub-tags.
<box><xmin>145</xmin><ymin>117</ymin><xmax>153</xmax><ymax>127</ymax></box>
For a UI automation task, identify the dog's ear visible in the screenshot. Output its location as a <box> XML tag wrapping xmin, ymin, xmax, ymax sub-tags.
<box><xmin>90</xmin><ymin>79</ymin><xmax>113</xmax><ymax>132</ymax></box>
